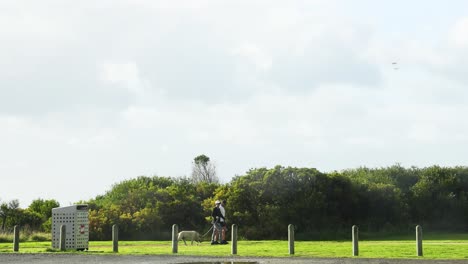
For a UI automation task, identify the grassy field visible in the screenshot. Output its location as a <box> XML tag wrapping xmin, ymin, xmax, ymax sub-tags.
<box><xmin>2</xmin><ymin>236</ymin><xmax>468</xmax><ymax>259</ymax></box>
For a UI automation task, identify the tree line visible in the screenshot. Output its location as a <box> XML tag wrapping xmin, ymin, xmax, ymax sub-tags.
<box><xmin>0</xmin><ymin>198</ymin><xmax>59</xmax><ymax>233</ymax></box>
<box><xmin>2</xmin><ymin>164</ymin><xmax>468</xmax><ymax>240</ymax></box>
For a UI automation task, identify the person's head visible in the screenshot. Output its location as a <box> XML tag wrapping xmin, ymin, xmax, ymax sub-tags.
<box><xmin>222</xmin><ymin>200</ymin><xmax>227</xmax><ymax>206</ymax></box>
<box><xmin>215</xmin><ymin>200</ymin><xmax>221</xmax><ymax>207</ymax></box>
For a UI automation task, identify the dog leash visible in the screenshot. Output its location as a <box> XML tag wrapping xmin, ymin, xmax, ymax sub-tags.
<box><xmin>201</xmin><ymin>225</ymin><xmax>214</xmax><ymax>238</ymax></box>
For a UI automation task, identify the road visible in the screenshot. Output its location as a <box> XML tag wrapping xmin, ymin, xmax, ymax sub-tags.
<box><xmin>1</xmin><ymin>254</ymin><xmax>467</xmax><ymax>264</ymax></box>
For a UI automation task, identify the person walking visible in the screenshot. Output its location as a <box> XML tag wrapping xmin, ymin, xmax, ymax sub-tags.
<box><xmin>211</xmin><ymin>200</ymin><xmax>223</xmax><ymax>245</ymax></box>
<box><xmin>219</xmin><ymin>200</ymin><xmax>228</xmax><ymax>244</ymax></box>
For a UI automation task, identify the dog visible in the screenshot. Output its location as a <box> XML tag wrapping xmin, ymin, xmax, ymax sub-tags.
<box><xmin>178</xmin><ymin>230</ymin><xmax>202</xmax><ymax>245</ymax></box>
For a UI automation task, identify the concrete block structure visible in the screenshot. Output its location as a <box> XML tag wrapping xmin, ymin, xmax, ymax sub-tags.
<box><xmin>51</xmin><ymin>205</ymin><xmax>89</xmax><ymax>250</ymax></box>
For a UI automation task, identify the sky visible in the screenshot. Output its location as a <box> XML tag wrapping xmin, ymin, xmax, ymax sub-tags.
<box><xmin>1</xmin><ymin>0</ymin><xmax>468</xmax><ymax>208</ymax></box>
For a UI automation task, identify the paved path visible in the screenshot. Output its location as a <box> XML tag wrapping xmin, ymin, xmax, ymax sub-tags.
<box><xmin>1</xmin><ymin>254</ymin><xmax>468</xmax><ymax>264</ymax></box>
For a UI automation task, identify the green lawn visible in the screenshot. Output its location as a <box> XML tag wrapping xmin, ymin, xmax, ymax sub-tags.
<box><xmin>1</xmin><ymin>239</ymin><xmax>468</xmax><ymax>259</ymax></box>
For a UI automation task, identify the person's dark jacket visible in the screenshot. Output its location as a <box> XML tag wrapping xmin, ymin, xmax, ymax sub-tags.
<box><xmin>211</xmin><ymin>206</ymin><xmax>223</xmax><ymax>223</ymax></box>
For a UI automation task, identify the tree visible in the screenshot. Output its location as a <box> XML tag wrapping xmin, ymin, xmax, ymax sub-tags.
<box><xmin>28</xmin><ymin>199</ymin><xmax>60</xmax><ymax>220</ymax></box>
<box><xmin>191</xmin><ymin>154</ymin><xmax>218</xmax><ymax>184</ymax></box>
<box><xmin>0</xmin><ymin>202</ymin><xmax>6</xmax><ymax>231</ymax></box>
<box><xmin>0</xmin><ymin>199</ymin><xmax>20</xmax><ymax>230</ymax></box>
<box><xmin>28</xmin><ymin>198</ymin><xmax>60</xmax><ymax>231</ymax></box>
<box><xmin>410</xmin><ymin>166</ymin><xmax>462</xmax><ymax>228</ymax></box>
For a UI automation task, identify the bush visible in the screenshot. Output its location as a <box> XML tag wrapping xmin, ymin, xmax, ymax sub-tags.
<box><xmin>0</xmin><ymin>231</ymin><xmax>13</xmax><ymax>243</ymax></box>
<box><xmin>30</xmin><ymin>232</ymin><xmax>50</xmax><ymax>241</ymax></box>
<box><xmin>0</xmin><ymin>229</ymin><xmax>50</xmax><ymax>242</ymax></box>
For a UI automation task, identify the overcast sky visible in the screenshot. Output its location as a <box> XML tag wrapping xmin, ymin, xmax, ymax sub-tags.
<box><xmin>1</xmin><ymin>0</ymin><xmax>468</xmax><ymax>208</ymax></box>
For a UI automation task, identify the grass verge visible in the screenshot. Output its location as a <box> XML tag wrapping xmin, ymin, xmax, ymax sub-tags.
<box><xmin>1</xmin><ymin>239</ymin><xmax>468</xmax><ymax>259</ymax></box>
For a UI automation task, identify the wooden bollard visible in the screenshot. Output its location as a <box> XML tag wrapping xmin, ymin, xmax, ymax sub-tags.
<box><xmin>352</xmin><ymin>225</ymin><xmax>359</xmax><ymax>256</ymax></box>
<box><xmin>231</xmin><ymin>224</ymin><xmax>238</xmax><ymax>255</ymax></box>
<box><xmin>172</xmin><ymin>224</ymin><xmax>178</xmax><ymax>253</ymax></box>
<box><xmin>59</xmin><ymin>225</ymin><xmax>66</xmax><ymax>251</ymax></box>
<box><xmin>288</xmin><ymin>224</ymin><xmax>294</xmax><ymax>255</ymax></box>
<box><xmin>112</xmin><ymin>224</ymin><xmax>119</xmax><ymax>253</ymax></box>
<box><xmin>416</xmin><ymin>225</ymin><xmax>423</xmax><ymax>256</ymax></box>
<box><xmin>13</xmin><ymin>225</ymin><xmax>19</xmax><ymax>252</ymax></box>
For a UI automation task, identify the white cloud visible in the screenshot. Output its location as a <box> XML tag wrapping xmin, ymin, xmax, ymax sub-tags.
<box><xmin>100</xmin><ymin>63</ymin><xmax>139</xmax><ymax>84</ymax></box>
<box><xmin>450</xmin><ymin>17</ymin><xmax>468</xmax><ymax>48</ymax></box>
<box><xmin>99</xmin><ymin>62</ymin><xmax>147</xmax><ymax>96</ymax></box>
<box><xmin>232</xmin><ymin>43</ymin><xmax>272</xmax><ymax>72</ymax></box>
